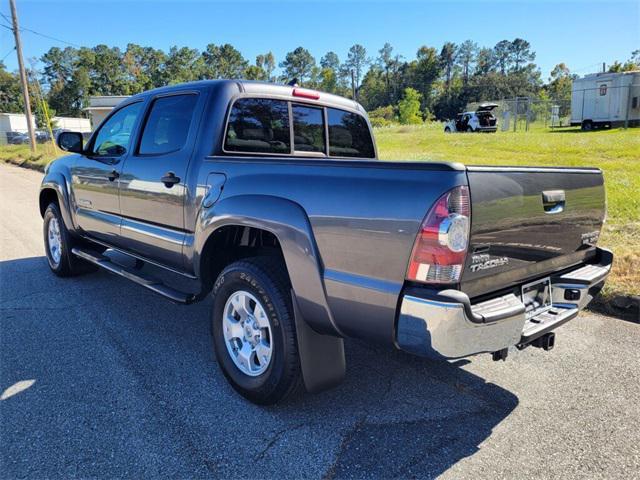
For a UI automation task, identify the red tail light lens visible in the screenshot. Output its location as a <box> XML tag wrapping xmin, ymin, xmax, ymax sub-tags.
<box><xmin>292</xmin><ymin>88</ymin><xmax>320</xmax><ymax>100</ymax></box>
<box><xmin>407</xmin><ymin>186</ymin><xmax>470</xmax><ymax>284</ymax></box>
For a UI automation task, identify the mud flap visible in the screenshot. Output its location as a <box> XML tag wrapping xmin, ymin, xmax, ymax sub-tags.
<box><xmin>291</xmin><ymin>291</ymin><xmax>346</xmax><ymax>393</ymax></box>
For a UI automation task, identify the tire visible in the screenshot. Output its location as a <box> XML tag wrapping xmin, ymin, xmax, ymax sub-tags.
<box><xmin>444</xmin><ymin>127</ymin><xmax>451</xmax><ymax>133</ymax></box>
<box><xmin>211</xmin><ymin>257</ymin><xmax>302</xmax><ymax>405</ymax></box>
<box><xmin>466</xmin><ymin>126</ymin><xmax>474</xmax><ymax>133</ymax></box>
<box><xmin>581</xmin><ymin>120</ymin><xmax>593</xmax><ymax>131</ymax></box>
<box><xmin>43</xmin><ymin>202</ymin><xmax>97</xmax><ymax>277</ymax></box>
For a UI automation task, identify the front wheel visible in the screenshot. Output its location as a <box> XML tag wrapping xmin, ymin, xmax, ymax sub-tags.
<box><xmin>211</xmin><ymin>257</ymin><xmax>302</xmax><ymax>405</ymax></box>
<box><xmin>43</xmin><ymin>203</ymin><xmax>96</xmax><ymax>277</ymax></box>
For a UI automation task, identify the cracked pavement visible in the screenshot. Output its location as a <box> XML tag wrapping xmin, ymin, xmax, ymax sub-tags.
<box><xmin>1</xmin><ymin>163</ymin><xmax>639</xmax><ymax>479</ymax></box>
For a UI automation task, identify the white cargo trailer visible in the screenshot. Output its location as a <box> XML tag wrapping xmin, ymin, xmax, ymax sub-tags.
<box><xmin>571</xmin><ymin>71</ymin><xmax>640</xmax><ymax>130</ymax></box>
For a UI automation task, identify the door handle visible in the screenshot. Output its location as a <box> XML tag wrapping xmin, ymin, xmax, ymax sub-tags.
<box><xmin>107</xmin><ymin>169</ymin><xmax>119</xmax><ymax>181</ymax></box>
<box><xmin>161</xmin><ymin>172</ymin><xmax>180</xmax><ymax>188</ymax></box>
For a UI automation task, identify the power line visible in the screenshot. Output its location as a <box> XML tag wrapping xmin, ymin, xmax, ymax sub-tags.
<box><xmin>0</xmin><ymin>12</ymin><xmax>80</xmax><ymax>48</ymax></box>
<box><xmin>1</xmin><ymin>46</ymin><xmax>15</xmax><ymax>62</ymax></box>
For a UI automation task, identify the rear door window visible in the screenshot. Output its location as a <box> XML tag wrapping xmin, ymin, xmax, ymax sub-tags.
<box><xmin>327</xmin><ymin>108</ymin><xmax>375</xmax><ymax>158</ymax></box>
<box><xmin>139</xmin><ymin>94</ymin><xmax>198</xmax><ymax>155</ymax></box>
<box><xmin>225</xmin><ymin>98</ymin><xmax>290</xmax><ymax>154</ymax></box>
<box><xmin>292</xmin><ymin>104</ymin><xmax>325</xmax><ymax>154</ymax></box>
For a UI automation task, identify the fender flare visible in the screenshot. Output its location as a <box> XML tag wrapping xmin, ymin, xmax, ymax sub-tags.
<box><xmin>195</xmin><ymin>194</ymin><xmax>341</xmax><ymax>337</ymax></box>
<box><xmin>40</xmin><ymin>171</ymin><xmax>76</xmax><ymax>232</ymax></box>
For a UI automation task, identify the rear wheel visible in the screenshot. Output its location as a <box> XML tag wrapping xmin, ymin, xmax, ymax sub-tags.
<box><xmin>444</xmin><ymin>126</ymin><xmax>451</xmax><ymax>133</ymax></box>
<box><xmin>581</xmin><ymin>120</ymin><xmax>593</xmax><ymax>131</ymax></box>
<box><xmin>43</xmin><ymin>203</ymin><xmax>96</xmax><ymax>277</ymax></box>
<box><xmin>211</xmin><ymin>257</ymin><xmax>302</xmax><ymax>405</ymax></box>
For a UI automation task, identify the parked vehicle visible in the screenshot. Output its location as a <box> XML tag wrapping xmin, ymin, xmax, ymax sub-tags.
<box><xmin>7</xmin><ymin>132</ymin><xmax>29</xmax><ymax>144</ymax></box>
<box><xmin>571</xmin><ymin>71</ymin><xmax>640</xmax><ymax>130</ymax></box>
<box><xmin>41</xmin><ymin>80</ymin><xmax>612</xmax><ymax>404</ymax></box>
<box><xmin>444</xmin><ymin>103</ymin><xmax>498</xmax><ymax>132</ymax></box>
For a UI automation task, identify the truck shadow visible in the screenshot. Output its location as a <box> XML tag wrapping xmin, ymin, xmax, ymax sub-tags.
<box><xmin>1</xmin><ymin>256</ymin><xmax>518</xmax><ymax>479</ymax></box>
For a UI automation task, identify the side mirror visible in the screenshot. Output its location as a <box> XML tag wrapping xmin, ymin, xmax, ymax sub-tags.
<box><xmin>57</xmin><ymin>131</ymin><xmax>84</xmax><ymax>153</ymax></box>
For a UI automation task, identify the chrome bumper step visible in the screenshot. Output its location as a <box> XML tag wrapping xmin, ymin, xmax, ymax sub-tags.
<box><xmin>71</xmin><ymin>247</ymin><xmax>195</xmax><ymax>304</ymax></box>
<box><xmin>519</xmin><ymin>306</ymin><xmax>579</xmax><ymax>344</ymax></box>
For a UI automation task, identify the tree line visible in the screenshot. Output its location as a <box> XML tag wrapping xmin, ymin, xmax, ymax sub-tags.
<box><xmin>1</xmin><ymin>40</ymin><xmax>638</xmax><ymax>125</ymax></box>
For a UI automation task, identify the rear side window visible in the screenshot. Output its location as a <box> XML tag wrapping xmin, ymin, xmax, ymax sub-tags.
<box><xmin>225</xmin><ymin>98</ymin><xmax>290</xmax><ymax>154</ymax></box>
<box><xmin>139</xmin><ymin>94</ymin><xmax>198</xmax><ymax>155</ymax></box>
<box><xmin>327</xmin><ymin>108</ymin><xmax>375</xmax><ymax>158</ymax></box>
<box><xmin>292</xmin><ymin>104</ymin><xmax>325</xmax><ymax>153</ymax></box>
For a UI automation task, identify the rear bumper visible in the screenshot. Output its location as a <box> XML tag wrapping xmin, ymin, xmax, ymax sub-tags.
<box><xmin>396</xmin><ymin>248</ymin><xmax>613</xmax><ymax>359</ymax></box>
<box><xmin>476</xmin><ymin>126</ymin><xmax>497</xmax><ymax>132</ymax></box>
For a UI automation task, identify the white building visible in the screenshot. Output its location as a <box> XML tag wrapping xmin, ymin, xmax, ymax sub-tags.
<box><xmin>571</xmin><ymin>70</ymin><xmax>640</xmax><ymax>129</ymax></box>
<box><xmin>52</xmin><ymin>116</ymin><xmax>92</xmax><ymax>132</ymax></box>
<box><xmin>84</xmin><ymin>96</ymin><xmax>130</xmax><ymax>129</ymax></box>
<box><xmin>0</xmin><ymin>113</ymin><xmax>36</xmax><ymax>144</ymax></box>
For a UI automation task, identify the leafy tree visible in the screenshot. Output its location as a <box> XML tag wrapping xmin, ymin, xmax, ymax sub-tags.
<box><xmin>475</xmin><ymin>47</ymin><xmax>495</xmax><ymax>75</ymax></box>
<box><xmin>411</xmin><ymin>46</ymin><xmax>440</xmax><ymax>111</ymax></box>
<box><xmin>398</xmin><ymin>87</ymin><xmax>423</xmax><ymax>124</ymax></box>
<box><xmin>123</xmin><ymin>43</ymin><xmax>167</xmax><ymax>92</ymax></box>
<box><xmin>456</xmin><ymin>40</ymin><xmax>478</xmax><ymax>84</ymax></box>
<box><xmin>320</xmin><ymin>51</ymin><xmax>340</xmax><ymax>71</ymax></box>
<box><xmin>358</xmin><ymin>66</ymin><xmax>387</xmax><ymax>110</ymax></box>
<box><xmin>164</xmin><ymin>46</ymin><xmax>203</xmax><ymax>84</ymax></box>
<box><xmin>547</xmin><ymin>63</ymin><xmax>573</xmax><ymax>101</ymax></box>
<box><xmin>203</xmin><ymin>43</ymin><xmax>248</xmax><ymax>79</ymax></box>
<box><xmin>344</xmin><ymin>44</ymin><xmax>369</xmax><ymax>92</ymax></box>
<box><xmin>439</xmin><ymin>42</ymin><xmax>457</xmax><ymax>89</ymax></box>
<box><xmin>493</xmin><ymin>40</ymin><xmax>512</xmax><ymax>74</ymax></box>
<box><xmin>509</xmin><ymin>38</ymin><xmax>535</xmax><ymax>71</ymax></box>
<box><xmin>0</xmin><ymin>62</ymin><xmax>23</xmax><ymax>113</ymax></box>
<box><xmin>279</xmin><ymin>47</ymin><xmax>316</xmax><ymax>84</ymax></box>
<box><xmin>256</xmin><ymin>52</ymin><xmax>276</xmax><ymax>81</ymax></box>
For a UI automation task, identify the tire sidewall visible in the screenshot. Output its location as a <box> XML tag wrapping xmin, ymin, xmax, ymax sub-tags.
<box><xmin>43</xmin><ymin>203</ymin><xmax>69</xmax><ymax>273</ymax></box>
<box><xmin>211</xmin><ymin>263</ymin><xmax>289</xmax><ymax>402</ymax></box>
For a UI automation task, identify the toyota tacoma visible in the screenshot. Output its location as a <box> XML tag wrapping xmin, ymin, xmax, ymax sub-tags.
<box><xmin>41</xmin><ymin>80</ymin><xmax>612</xmax><ymax>404</ymax></box>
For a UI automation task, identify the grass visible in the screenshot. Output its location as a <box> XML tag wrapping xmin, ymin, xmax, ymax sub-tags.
<box><xmin>376</xmin><ymin>123</ymin><xmax>640</xmax><ymax>299</ymax></box>
<box><xmin>0</xmin><ymin>142</ymin><xmax>59</xmax><ymax>171</ymax></box>
<box><xmin>1</xmin><ymin>125</ymin><xmax>638</xmax><ymax>298</ymax></box>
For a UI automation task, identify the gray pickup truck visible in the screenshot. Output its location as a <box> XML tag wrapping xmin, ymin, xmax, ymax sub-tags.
<box><xmin>41</xmin><ymin>80</ymin><xmax>612</xmax><ymax>404</ymax></box>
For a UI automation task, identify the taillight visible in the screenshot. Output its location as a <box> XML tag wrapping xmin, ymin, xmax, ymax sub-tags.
<box><xmin>292</xmin><ymin>88</ymin><xmax>320</xmax><ymax>100</ymax></box>
<box><xmin>407</xmin><ymin>186</ymin><xmax>470</xmax><ymax>284</ymax></box>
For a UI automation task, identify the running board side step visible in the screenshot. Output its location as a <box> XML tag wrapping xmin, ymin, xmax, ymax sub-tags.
<box><xmin>71</xmin><ymin>247</ymin><xmax>196</xmax><ymax>304</ymax></box>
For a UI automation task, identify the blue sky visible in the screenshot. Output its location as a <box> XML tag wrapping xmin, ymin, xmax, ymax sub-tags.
<box><xmin>2</xmin><ymin>0</ymin><xmax>638</xmax><ymax>80</ymax></box>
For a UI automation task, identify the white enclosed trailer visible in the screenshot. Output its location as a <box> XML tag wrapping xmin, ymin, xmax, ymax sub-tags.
<box><xmin>571</xmin><ymin>71</ymin><xmax>640</xmax><ymax>130</ymax></box>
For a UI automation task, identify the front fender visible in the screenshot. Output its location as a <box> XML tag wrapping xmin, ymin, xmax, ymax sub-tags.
<box><xmin>195</xmin><ymin>194</ymin><xmax>341</xmax><ymax>337</ymax></box>
<box><xmin>40</xmin><ymin>166</ymin><xmax>76</xmax><ymax>233</ymax></box>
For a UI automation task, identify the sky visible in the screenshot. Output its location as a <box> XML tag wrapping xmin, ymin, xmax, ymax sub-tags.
<box><xmin>1</xmin><ymin>0</ymin><xmax>639</xmax><ymax>80</ymax></box>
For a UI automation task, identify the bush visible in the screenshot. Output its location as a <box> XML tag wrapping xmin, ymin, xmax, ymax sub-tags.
<box><xmin>398</xmin><ymin>88</ymin><xmax>423</xmax><ymax>125</ymax></box>
<box><xmin>368</xmin><ymin>105</ymin><xmax>397</xmax><ymax>128</ymax></box>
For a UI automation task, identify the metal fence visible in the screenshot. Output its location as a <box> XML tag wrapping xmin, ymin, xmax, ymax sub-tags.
<box><xmin>466</xmin><ymin>98</ymin><xmax>573</xmax><ymax>131</ymax></box>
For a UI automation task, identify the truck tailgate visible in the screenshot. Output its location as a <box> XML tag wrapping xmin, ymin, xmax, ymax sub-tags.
<box><xmin>461</xmin><ymin>166</ymin><xmax>606</xmax><ymax>298</ymax></box>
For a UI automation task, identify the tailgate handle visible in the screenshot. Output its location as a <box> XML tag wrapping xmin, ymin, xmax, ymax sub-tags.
<box><xmin>542</xmin><ymin>190</ymin><xmax>565</xmax><ymax>213</ymax></box>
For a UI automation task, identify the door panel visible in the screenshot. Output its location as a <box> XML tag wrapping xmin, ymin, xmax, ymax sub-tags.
<box><xmin>118</xmin><ymin>92</ymin><xmax>201</xmax><ymax>270</ymax></box>
<box><xmin>71</xmin><ymin>102</ymin><xmax>144</xmax><ymax>245</ymax></box>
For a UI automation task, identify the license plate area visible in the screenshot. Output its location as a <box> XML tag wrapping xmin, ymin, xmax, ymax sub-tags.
<box><xmin>521</xmin><ymin>277</ymin><xmax>553</xmax><ymax>319</ymax></box>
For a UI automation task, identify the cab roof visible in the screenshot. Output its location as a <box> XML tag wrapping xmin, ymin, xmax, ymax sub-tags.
<box><xmin>126</xmin><ymin>79</ymin><xmax>367</xmax><ymax>115</ymax></box>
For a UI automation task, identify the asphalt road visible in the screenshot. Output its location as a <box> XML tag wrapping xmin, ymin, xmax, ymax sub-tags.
<box><xmin>1</xmin><ymin>163</ymin><xmax>639</xmax><ymax>479</ymax></box>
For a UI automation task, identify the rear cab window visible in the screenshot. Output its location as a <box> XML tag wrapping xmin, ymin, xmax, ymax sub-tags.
<box><xmin>224</xmin><ymin>97</ymin><xmax>375</xmax><ymax>159</ymax></box>
<box><xmin>327</xmin><ymin>108</ymin><xmax>375</xmax><ymax>158</ymax></box>
<box><xmin>224</xmin><ymin>98</ymin><xmax>290</xmax><ymax>154</ymax></box>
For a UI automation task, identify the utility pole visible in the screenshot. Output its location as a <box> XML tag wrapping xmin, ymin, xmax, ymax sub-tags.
<box><xmin>350</xmin><ymin>69</ymin><xmax>357</xmax><ymax>102</ymax></box>
<box><xmin>9</xmin><ymin>0</ymin><xmax>36</xmax><ymax>152</ymax></box>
